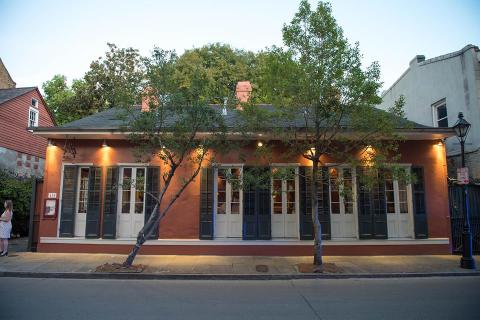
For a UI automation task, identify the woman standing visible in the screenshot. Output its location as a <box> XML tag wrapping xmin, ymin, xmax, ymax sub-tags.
<box><xmin>0</xmin><ymin>200</ymin><xmax>13</xmax><ymax>256</ymax></box>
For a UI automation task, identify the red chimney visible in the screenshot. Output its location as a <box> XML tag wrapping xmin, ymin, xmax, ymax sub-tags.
<box><xmin>235</xmin><ymin>81</ymin><xmax>252</xmax><ymax>103</ymax></box>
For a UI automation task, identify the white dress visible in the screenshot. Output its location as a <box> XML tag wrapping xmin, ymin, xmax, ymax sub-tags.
<box><xmin>0</xmin><ymin>210</ymin><xmax>12</xmax><ymax>239</ymax></box>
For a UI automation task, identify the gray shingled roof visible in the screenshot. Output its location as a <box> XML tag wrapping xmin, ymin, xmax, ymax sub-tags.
<box><xmin>0</xmin><ymin>87</ymin><xmax>36</xmax><ymax>105</ymax></box>
<box><xmin>57</xmin><ymin>104</ymin><xmax>428</xmax><ymax>131</ymax></box>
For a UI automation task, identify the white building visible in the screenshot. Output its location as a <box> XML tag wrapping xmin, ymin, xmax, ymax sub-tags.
<box><xmin>379</xmin><ymin>44</ymin><xmax>480</xmax><ymax>181</ymax></box>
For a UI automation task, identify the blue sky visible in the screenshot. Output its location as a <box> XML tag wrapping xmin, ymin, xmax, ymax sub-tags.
<box><xmin>0</xmin><ymin>0</ymin><xmax>478</xmax><ymax>91</ymax></box>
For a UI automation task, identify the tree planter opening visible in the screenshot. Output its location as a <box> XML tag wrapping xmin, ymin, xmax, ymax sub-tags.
<box><xmin>297</xmin><ymin>263</ymin><xmax>342</xmax><ymax>274</ymax></box>
<box><xmin>95</xmin><ymin>263</ymin><xmax>147</xmax><ymax>273</ymax></box>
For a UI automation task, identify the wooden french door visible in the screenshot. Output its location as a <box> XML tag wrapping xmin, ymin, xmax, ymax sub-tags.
<box><xmin>117</xmin><ymin>167</ymin><xmax>146</xmax><ymax>238</ymax></box>
<box><xmin>215</xmin><ymin>167</ymin><xmax>243</xmax><ymax>238</ymax></box>
<box><xmin>74</xmin><ymin>167</ymin><xmax>89</xmax><ymax>237</ymax></box>
<box><xmin>271</xmin><ymin>167</ymin><xmax>299</xmax><ymax>239</ymax></box>
<box><xmin>329</xmin><ymin>167</ymin><xmax>357</xmax><ymax>239</ymax></box>
<box><xmin>385</xmin><ymin>169</ymin><xmax>413</xmax><ymax>238</ymax></box>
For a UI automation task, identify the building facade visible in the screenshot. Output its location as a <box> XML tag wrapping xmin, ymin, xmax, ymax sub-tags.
<box><xmin>0</xmin><ymin>87</ymin><xmax>56</xmax><ymax>177</ymax></box>
<box><xmin>32</xmin><ymin>105</ymin><xmax>453</xmax><ymax>256</ymax></box>
<box><xmin>378</xmin><ymin>44</ymin><xmax>480</xmax><ymax>181</ymax></box>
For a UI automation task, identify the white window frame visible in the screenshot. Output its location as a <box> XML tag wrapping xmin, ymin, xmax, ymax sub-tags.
<box><xmin>31</xmin><ymin>98</ymin><xmax>38</xmax><ymax>108</ymax></box>
<box><xmin>28</xmin><ymin>107</ymin><xmax>39</xmax><ymax>127</ymax></box>
<box><xmin>431</xmin><ymin>99</ymin><xmax>448</xmax><ymax>128</ymax></box>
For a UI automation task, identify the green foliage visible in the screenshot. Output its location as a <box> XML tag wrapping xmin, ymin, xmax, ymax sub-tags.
<box><xmin>42</xmin><ymin>44</ymin><xmax>144</xmax><ymax>125</ymax></box>
<box><xmin>0</xmin><ymin>170</ymin><xmax>33</xmax><ymax>236</ymax></box>
<box><xmin>175</xmin><ymin>43</ymin><xmax>259</xmax><ymax>103</ymax></box>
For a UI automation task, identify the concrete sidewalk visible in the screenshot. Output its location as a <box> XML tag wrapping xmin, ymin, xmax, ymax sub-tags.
<box><xmin>0</xmin><ymin>251</ymin><xmax>479</xmax><ymax>278</ymax></box>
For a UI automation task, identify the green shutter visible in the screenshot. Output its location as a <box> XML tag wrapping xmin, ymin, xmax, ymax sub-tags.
<box><xmin>102</xmin><ymin>167</ymin><xmax>118</xmax><ymax>239</ymax></box>
<box><xmin>257</xmin><ymin>167</ymin><xmax>272</xmax><ymax>240</ymax></box>
<box><xmin>199</xmin><ymin>167</ymin><xmax>214</xmax><ymax>239</ymax></box>
<box><xmin>412</xmin><ymin>167</ymin><xmax>428</xmax><ymax>238</ymax></box>
<box><xmin>319</xmin><ymin>167</ymin><xmax>331</xmax><ymax>240</ymax></box>
<box><xmin>59</xmin><ymin>165</ymin><xmax>78</xmax><ymax>237</ymax></box>
<box><xmin>299</xmin><ymin>167</ymin><xmax>314</xmax><ymax>240</ymax></box>
<box><xmin>243</xmin><ymin>167</ymin><xmax>271</xmax><ymax>240</ymax></box>
<box><xmin>85</xmin><ymin>167</ymin><xmax>102</xmax><ymax>238</ymax></box>
<box><xmin>357</xmin><ymin>168</ymin><xmax>388</xmax><ymax>239</ymax></box>
<box><xmin>145</xmin><ymin>167</ymin><xmax>160</xmax><ymax>239</ymax></box>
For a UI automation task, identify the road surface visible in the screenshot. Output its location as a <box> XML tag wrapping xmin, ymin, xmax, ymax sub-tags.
<box><xmin>1</xmin><ymin>276</ymin><xmax>478</xmax><ymax>320</ymax></box>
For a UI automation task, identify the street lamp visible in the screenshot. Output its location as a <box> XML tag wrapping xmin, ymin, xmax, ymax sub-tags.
<box><xmin>452</xmin><ymin>112</ymin><xmax>475</xmax><ymax>269</ymax></box>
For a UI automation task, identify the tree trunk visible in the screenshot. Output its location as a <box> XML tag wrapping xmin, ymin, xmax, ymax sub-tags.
<box><xmin>312</xmin><ymin>160</ymin><xmax>323</xmax><ymax>266</ymax></box>
<box><xmin>123</xmin><ymin>203</ymin><xmax>159</xmax><ymax>267</ymax></box>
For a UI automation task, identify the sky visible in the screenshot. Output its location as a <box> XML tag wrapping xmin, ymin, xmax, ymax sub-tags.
<box><xmin>0</xmin><ymin>0</ymin><xmax>479</xmax><ymax>92</ymax></box>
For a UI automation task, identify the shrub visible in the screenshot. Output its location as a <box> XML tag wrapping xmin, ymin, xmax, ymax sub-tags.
<box><xmin>0</xmin><ymin>170</ymin><xmax>33</xmax><ymax>237</ymax></box>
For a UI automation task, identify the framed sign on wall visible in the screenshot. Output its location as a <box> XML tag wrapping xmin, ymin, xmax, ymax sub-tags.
<box><xmin>43</xmin><ymin>198</ymin><xmax>58</xmax><ymax>219</ymax></box>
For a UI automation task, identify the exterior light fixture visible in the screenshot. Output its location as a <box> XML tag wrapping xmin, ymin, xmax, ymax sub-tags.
<box><xmin>102</xmin><ymin>140</ymin><xmax>108</xmax><ymax>148</ymax></box>
<box><xmin>257</xmin><ymin>141</ymin><xmax>263</xmax><ymax>147</ymax></box>
<box><xmin>47</xmin><ymin>139</ymin><xmax>55</xmax><ymax>147</ymax></box>
<box><xmin>453</xmin><ymin>112</ymin><xmax>475</xmax><ymax>270</ymax></box>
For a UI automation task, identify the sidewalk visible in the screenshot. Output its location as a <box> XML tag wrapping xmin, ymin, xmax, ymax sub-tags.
<box><xmin>1</xmin><ymin>251</ymin><xmax>479</xmax><ymax>279</ymax></box>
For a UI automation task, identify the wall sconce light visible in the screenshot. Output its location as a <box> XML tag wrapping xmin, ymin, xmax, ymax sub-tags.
<box><xmin>47</xmin><ymin>139</ymin><xmax>55</xmax><ymax>147</ymax></box>
<box><xmin>436</xmin><ymin>140</ymin><xmax>444</xmax><ymax>146</ymax></box>
<box><xmin>257</xmin><ymin>141</ymin><xmax>263</xmax><ymax>147</ymax></box>
<box><xmin>102</xmin><ymin>139</ymin><xmax>108</xmax><ymax>148</ymax></box>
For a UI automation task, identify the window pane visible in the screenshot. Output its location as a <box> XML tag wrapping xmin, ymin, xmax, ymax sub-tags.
<box><xmin>231</xmin><ymin>203</ymin><xmax>240</xmax><ymax>214</ymax></box>
<box><xmin>135</xmin><ymin>202</ymin><xmax>144</xmax><ymax>214</ymax></box>
<box><xmin>287</xmin><ymin>191</ymin><xmax>295</xmax><ymax>202</ymax></box>
<box><xmin>387</xmin><ymin>202</ymin><xmax>395</xmax><ymax>213</ymax></box>
<box><xmin>438</xmin><ymin>118</ymin><xmax>448</xmax><ymax>128</ymax></box>
<box><xmin>331</xmin><ymin>191</ymin><xmax>339</xmax><ymax>203</ymax></box>
<box><xmin>274</xmin><ymin>203</ymin><xmax>282</xmax><ymax>214</ymax></box>
<box><xmin>331</xmin><ymin>203</ymin><xmax>340</xmax><ymax>214</ymax></box>
<box><xmin>286</xmin><ymin>180</ymin><xmax>295</xmax><ymax>191</ymax></box>
<box><xmin>386</xmin><ymin>191</ymin><xmax>395</xmax><ymax>202</ymax></box>
<box><xmin>217</xmin><ymin>202</ymin><xmax>226</xmax><ymax>214</ymax></box>
<box><xmin>400</xmin><ymin>202</ymin><xmax>408</xmax><ymax>213</ymax></box>
<box><xmin>232</xmin><ymin>191</ymin><xmax>239</xmax><ymax>202</ymax></box>
<box><xmin>218</xmin><ymin>191</ymin><xmax>226</xmax><ymax>203</ymax></box>
<box><xmin>437</xmin><ymin>105</ymin><xmax>447</xmax><ymax>120</ymax></box>
<box><xmin>287</xmin><ymin>202</ymin><xmax>295</xmax><ymax>214</ymax></box>
<box><xmin>231</xmin><ymin>168</ymin><xmax>241</xmax><ymax>178</ymax></box>
<box><xmin>345</xmin><ymin>203</ymin><xmax>353</xmax><ymax>214</ymax></box>
<box><xmin>273</xmin><ymin>180</ymin><xmax>282</xmax><ymax>191</ymax></box>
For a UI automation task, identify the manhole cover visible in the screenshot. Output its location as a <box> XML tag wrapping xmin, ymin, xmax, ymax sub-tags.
<box><xmin>255</xmin><ymin>265</ymin><xmax>269</xmax><ymax>272</ymax></box>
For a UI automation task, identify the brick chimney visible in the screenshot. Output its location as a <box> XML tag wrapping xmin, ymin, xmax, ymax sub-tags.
<box><xmin>235</xmin><ymin>81</ymin><xmax>252</xmax><ymax>103</ymax></box>
<box><xmin>141</xmin><ymin>87</ymin><xmax>158</xmax><ymax>112</ymax></box>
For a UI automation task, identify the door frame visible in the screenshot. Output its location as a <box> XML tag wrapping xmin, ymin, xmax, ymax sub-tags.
<box><xmin>270</xmin><ymin>164</ymin><xmax>300</xmax><ymax>239</ymax></box>
<box><xmin>116</xmin><ymin>165</ymin><xmax>147</xmax><ymax>238</ymax></box>
<box><xmin>213</xmin><ymin>164</ymin><xmax>244</xmax><ymax>239</ymax></box>
<box><xmin>327</xmin><ymin>165</ymin><xmax>359</xmax><ymax>239</ymax></box>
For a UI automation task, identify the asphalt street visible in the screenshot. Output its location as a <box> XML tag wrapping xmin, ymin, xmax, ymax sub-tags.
<box><xmin>1</xmin><ymin>277</ymin><xmax>478</xmax><ymax>320</ymax></box>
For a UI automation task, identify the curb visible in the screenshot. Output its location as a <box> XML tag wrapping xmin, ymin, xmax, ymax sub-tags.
<box><xmin>1</xmin><ymin>271</ymin><xmax>479</xmax><ymax>280</ymax></box>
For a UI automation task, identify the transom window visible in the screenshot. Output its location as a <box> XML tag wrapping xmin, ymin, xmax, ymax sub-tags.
<box><xmin>432</xmin><ymin>99</ymin><xmax>448</xmax><ymax>128</ymax></box>
<box><xmin>28</xmin><ymin>107</ymin><xmax>39</xmax><ymax>127</ymax></box>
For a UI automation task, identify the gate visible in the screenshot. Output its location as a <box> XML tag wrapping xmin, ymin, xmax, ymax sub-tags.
<box><xmin>27</xmin><ymin>178</ymin><xmax>43</xmax><ymax>252</ymax></box>
<box><xmin>449</xmin><ymin>185</ymin><xmax>480</xmax><ymax>254</ymax></box>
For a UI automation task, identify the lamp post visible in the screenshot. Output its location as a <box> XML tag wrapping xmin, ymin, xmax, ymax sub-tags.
<box><xmin>452</xmin><ymin>112</ymin><xmax>475</xmax><ymax>269</ymax></box>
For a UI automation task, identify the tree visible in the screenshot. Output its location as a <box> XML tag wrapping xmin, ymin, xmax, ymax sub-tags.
<box><xmin>175</xmin><ymin>43</ymin><xmax>259</xmax><ymax>103</ymax></box>
<box><xmin>42</xmin><ymin>44</ymin><xmax>144</xmax><ymax>124</ymax></box>
<box><xmin>254</xmin><ymin>0</ymin><xmax>406</xmax><ymax>267</ymax></box>
<box><xmin>42</xmin><ymin>75</ymin><xmax>76</xmax><ymax>125</ymax></box>
<box><xmin>120</xmin><ymin>48</ymin><xmax>230</xmax><ymax>266</ymax></box>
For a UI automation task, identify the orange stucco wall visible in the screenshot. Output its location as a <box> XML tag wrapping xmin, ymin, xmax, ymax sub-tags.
<box><xmin>38</xmin><ymin>139</ymin><xmax>451</xmax><ymax>250</ymax></box>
